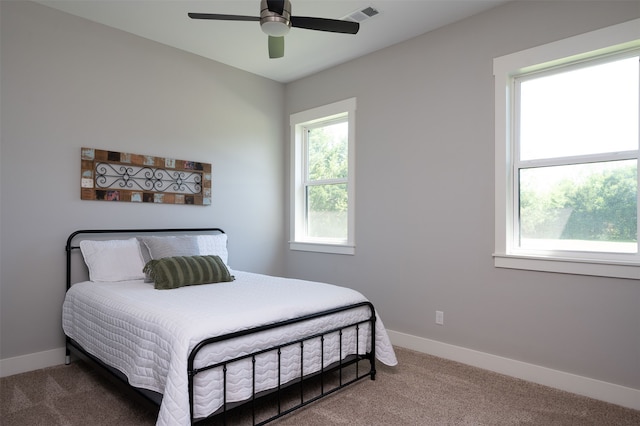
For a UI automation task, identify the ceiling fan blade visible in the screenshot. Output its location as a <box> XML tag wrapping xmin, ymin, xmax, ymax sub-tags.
<box><xmin>188</xmin><ymin>13</ymin><xmax>260</xmax><ymax>22</ymax></box>
<box><xmin>290</xmin><ymin>16</ymin><xmax>359</xmax><ymax>34</ymax></box>
<box><xmin>268</xmin><ymin>36</ymin><xmax>284</xmax><ymax>59</ymax></box>
<box><xmin>266</xmin><ymin>0</ymin><xmax>285</xmax><ymax>16</ymax></box>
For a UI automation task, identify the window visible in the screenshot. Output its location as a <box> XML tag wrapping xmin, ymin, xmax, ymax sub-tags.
<box><xmin>290</xmin><ymin>98</ymin><xmax>356</xmax><ymax>254</ymax></box>
<box><xmin>493</xmin><ymin>19</ymin><xmax>640</xmax><ymax>279</ymax></box>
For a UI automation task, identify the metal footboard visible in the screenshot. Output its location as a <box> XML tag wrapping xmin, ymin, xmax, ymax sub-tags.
<box><xmin>187</xmin><ymin>301</ymin><xmax>377</xmax><ymax>425</ymax></box>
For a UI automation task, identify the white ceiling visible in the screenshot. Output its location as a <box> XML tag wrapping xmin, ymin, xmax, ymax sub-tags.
<box><xmin>35</xmin><ymin>0</ymin><xmax>509</xmax><ymax>83</ymax></box>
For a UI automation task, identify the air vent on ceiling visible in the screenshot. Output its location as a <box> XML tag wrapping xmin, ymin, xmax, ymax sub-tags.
<box><xmin>343</xmin><ymin>6</ymin><xmax>379</xmax><ymax>23</ymax></box>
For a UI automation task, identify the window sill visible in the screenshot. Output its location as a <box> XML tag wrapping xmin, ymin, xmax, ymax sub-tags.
<box><xmin>289</xmin><ymin>241</ymin><xmax>355</xmax><ymax>255</ymax></box>
<box><xmin>493</xmin><ymin>253</ymin><xmax>639</xmax><ymax>279</ymax></box>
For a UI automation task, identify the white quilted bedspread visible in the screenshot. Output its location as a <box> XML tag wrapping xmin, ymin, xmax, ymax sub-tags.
<box><xmin>62</xmin><ymin>271</ymin><xmax>397</xmax><ymax>426</ymax></box>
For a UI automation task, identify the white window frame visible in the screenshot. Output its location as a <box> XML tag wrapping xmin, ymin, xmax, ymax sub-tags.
<box><xmin>493</xmin><ymin>19</ymin><xmax>640</xmax><ymax>279</ymax></box>
<box><xmin>290</xmin><ymin>98</ymin><xmax>356</xmax><ymax>255</ymax></box>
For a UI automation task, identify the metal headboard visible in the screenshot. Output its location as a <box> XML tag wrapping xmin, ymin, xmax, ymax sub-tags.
<box><xmin>65</xmin><ymin>228</ymin><xmax>225</xmax><ymax>290</ymax></box>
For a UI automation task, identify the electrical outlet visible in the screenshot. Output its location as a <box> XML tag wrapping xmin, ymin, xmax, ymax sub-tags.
<box><xmin>436</xmin><ymin>310</ymin><xmax>444</xmax><ymax>325</ymax></box>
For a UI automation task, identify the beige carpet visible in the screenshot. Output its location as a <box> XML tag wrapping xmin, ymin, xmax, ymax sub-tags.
<box><xmin>2</xmin><ymin>346</ymin><xmax>639</xmax><ymax>425</ymax></box>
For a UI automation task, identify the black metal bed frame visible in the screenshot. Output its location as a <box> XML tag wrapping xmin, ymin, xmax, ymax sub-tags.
<box><xmin>65</xmin><ymin>228</ymin><xmax>376</xmax><ymax>425</ymax></box>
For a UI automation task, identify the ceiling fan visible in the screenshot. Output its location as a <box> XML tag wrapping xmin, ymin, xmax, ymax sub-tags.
<box><xmin>188</xmin><ymin>0</ymin><xmax>360</xmax><ymax>59</ymax></box>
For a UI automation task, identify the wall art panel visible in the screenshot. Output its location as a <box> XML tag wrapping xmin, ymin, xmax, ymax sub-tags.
<box><xmin>80</xmin><ymin>147</ymin><xmax>211</xmax><ymax>205</ymax></box>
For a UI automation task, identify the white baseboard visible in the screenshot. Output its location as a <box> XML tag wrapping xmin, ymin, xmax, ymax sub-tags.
<box><xmin>0</xmin><ymin>347</ymin><xmax>66</xmax><ymax>378</ymax></box>
<box><xmin>387</xmin><ymin>329</ymin><xmax>640</xmax><ymax>411</ymax></box>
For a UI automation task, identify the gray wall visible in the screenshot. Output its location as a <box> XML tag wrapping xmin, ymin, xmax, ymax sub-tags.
<box><xmin>0</xmin><ymin>1</ymin><xmax>285</xmax><ymax>359</ymax></box>
<box><xmin>284</xmin><ymin>0</ymin><xmax>640</xmax><ymax>391</ymax></box>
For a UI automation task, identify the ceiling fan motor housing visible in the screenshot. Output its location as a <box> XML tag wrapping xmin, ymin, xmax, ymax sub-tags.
<box><xmin>260</xmin><ymin>0</ymin><xmax>291</xmax><ymax>36</ymax></box>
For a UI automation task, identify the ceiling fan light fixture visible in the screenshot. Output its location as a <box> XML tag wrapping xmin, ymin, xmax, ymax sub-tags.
<box><xmin>261</xmin><ymin>19</ymin><xmax>291</xmax><ymax>36</ymax></box>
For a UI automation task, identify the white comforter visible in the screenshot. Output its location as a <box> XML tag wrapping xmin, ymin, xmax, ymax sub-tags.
<box><xmin>62</xmin><ymin>271</ymin><xmax>397</xmax><ymax>426</ymax></box>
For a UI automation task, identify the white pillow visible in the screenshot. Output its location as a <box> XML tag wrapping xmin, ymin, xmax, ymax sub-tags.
<box><xmin>197</xmin><ymin>234</ymin><xmax>229</xmax><ymax>265</ymax></box>
<box><xmin>79</xmin><ymin>238</ymin><xmax>146</xmax><ymax>282</ymax></box>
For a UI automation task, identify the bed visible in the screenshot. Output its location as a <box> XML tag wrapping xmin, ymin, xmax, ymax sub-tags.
<box><xmin>62</xmin><ymin>228</ymin><xmax>397</xmax><ymax>425</ymax></box>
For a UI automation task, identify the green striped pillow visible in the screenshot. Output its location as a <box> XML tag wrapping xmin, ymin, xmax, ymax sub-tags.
<box><xmin>143</xmin><ymin>255</ymin><xmax>234</xmax><ymax>290</ymax></box>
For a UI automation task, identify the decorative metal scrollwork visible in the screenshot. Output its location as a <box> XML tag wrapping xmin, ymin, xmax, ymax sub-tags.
<box><xmin>95</xmin><ymin>163</ymin><xmax>202</xmax><ymax>195</ymax></box>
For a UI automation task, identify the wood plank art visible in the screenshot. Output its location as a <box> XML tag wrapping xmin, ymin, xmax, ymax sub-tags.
<box><xmin>81</xmin><ymin>148</ymin><xmax>211</xmax><ymax>205</ymax></box>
